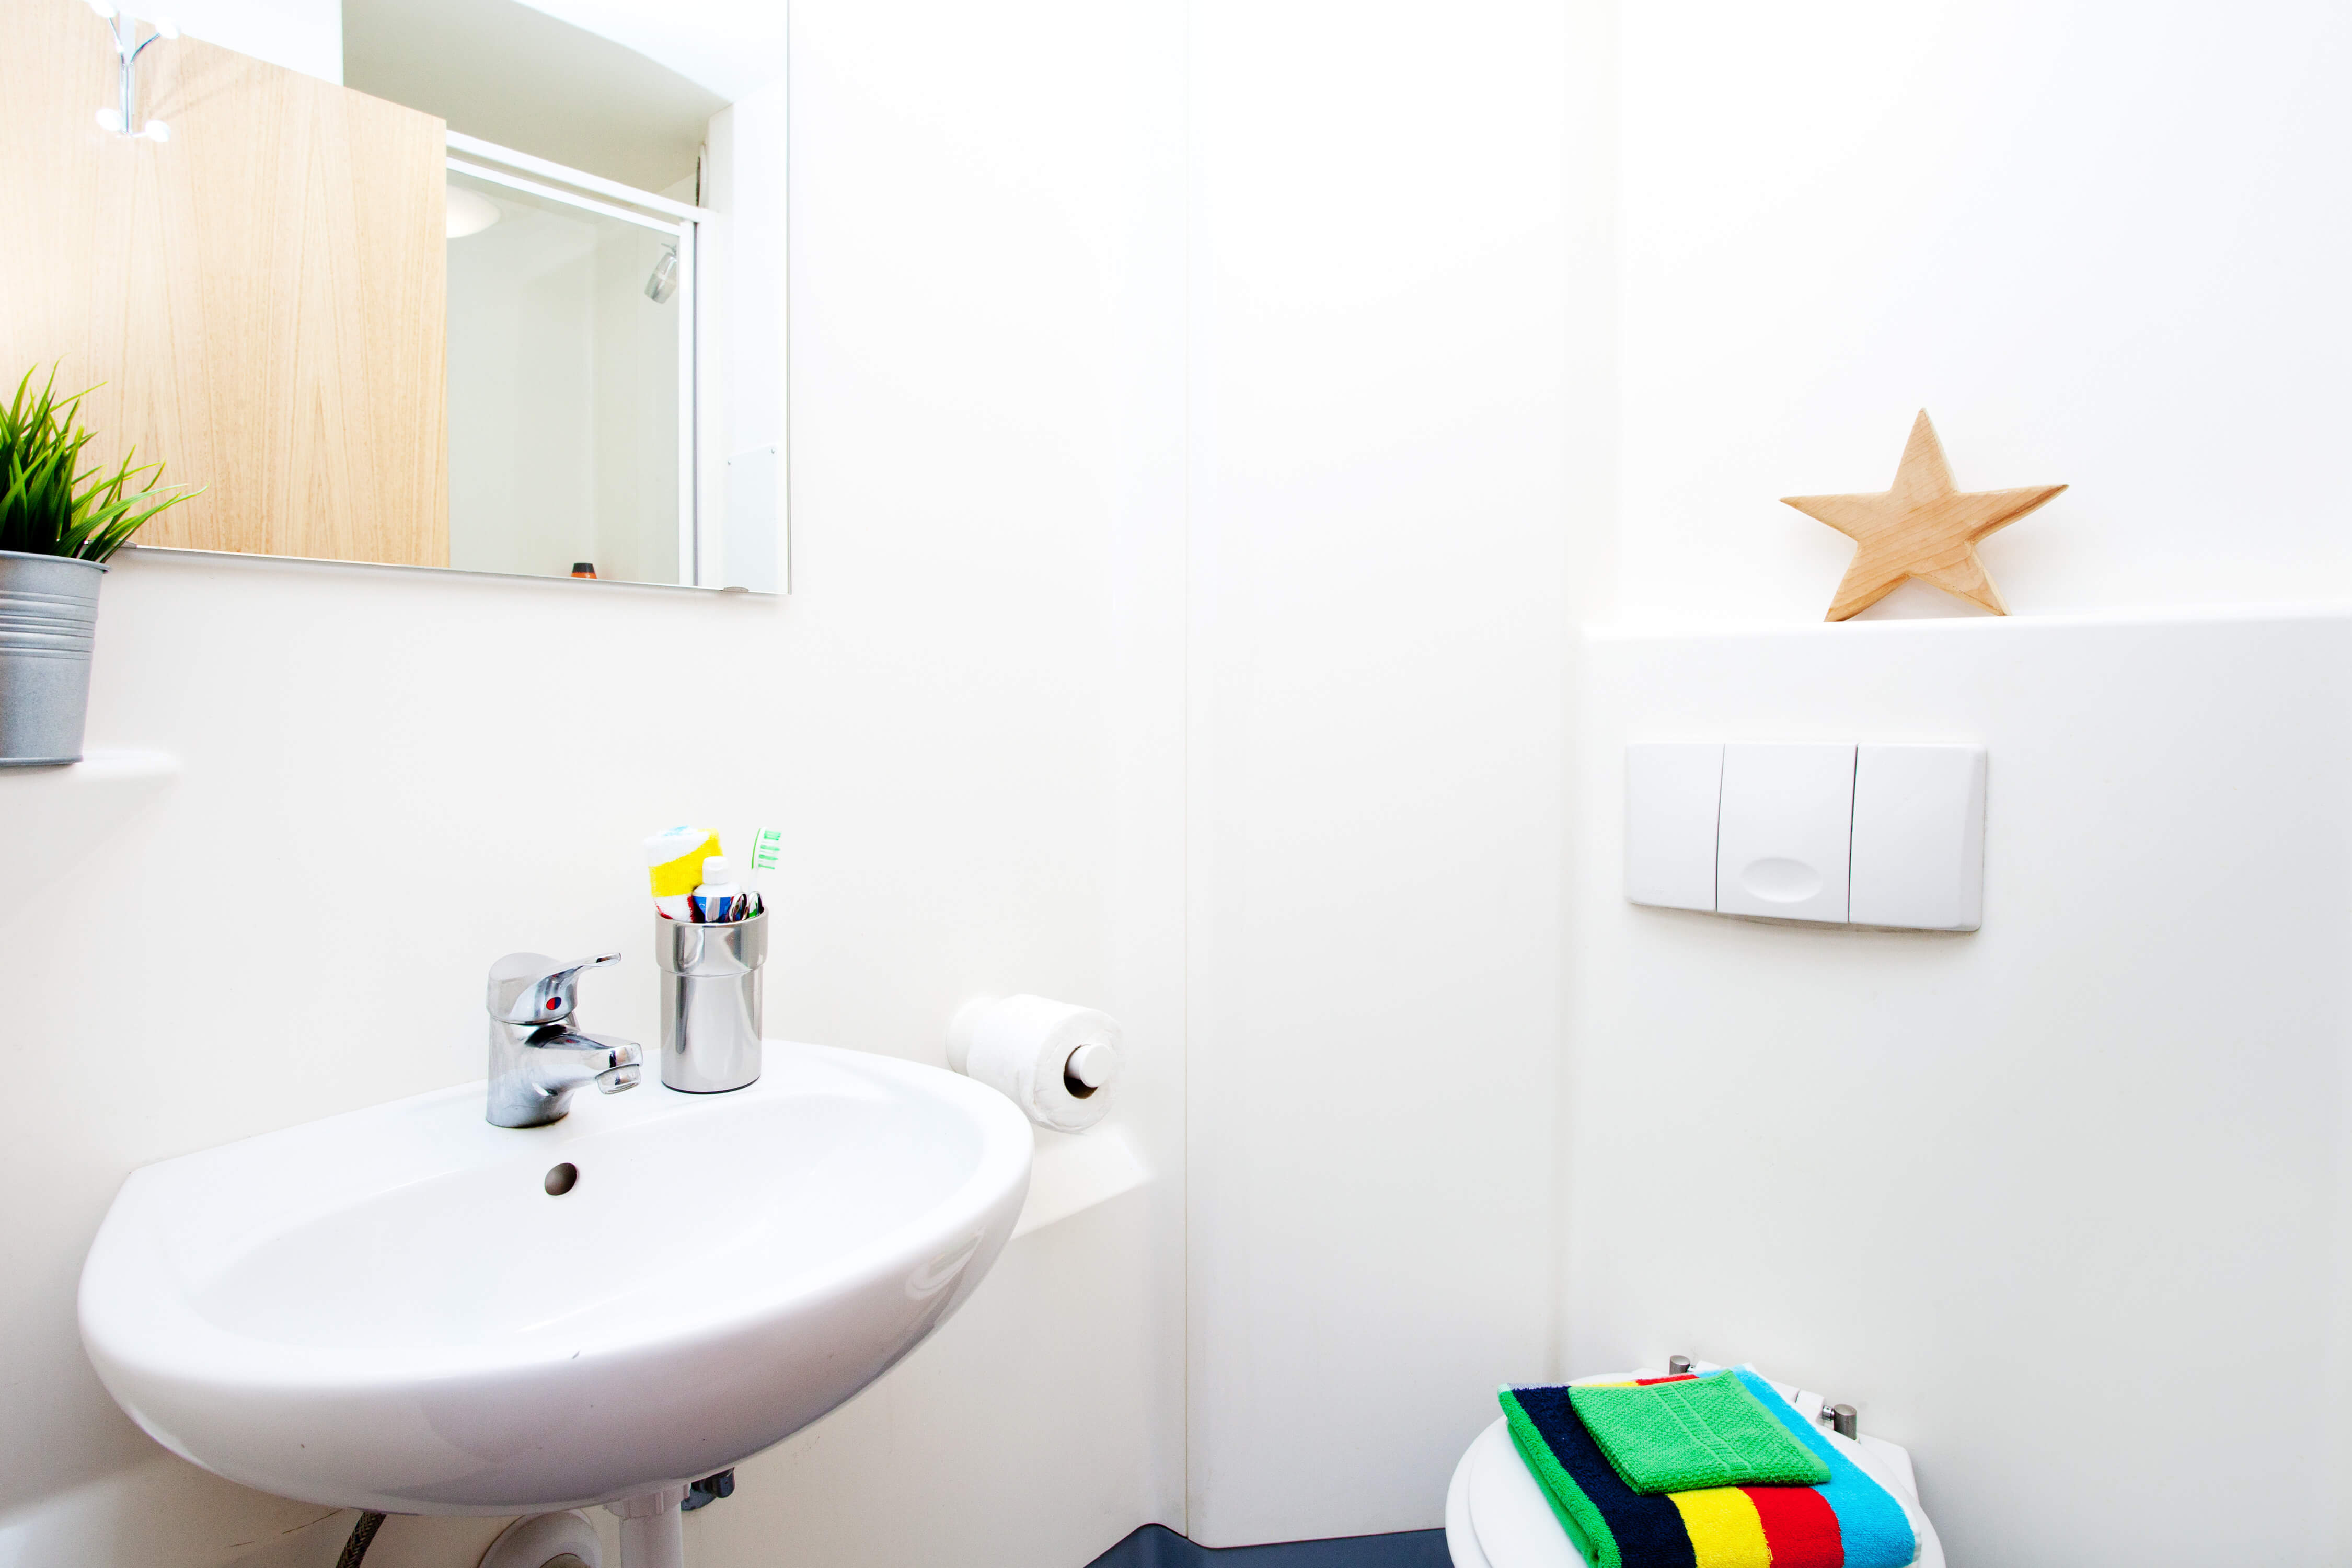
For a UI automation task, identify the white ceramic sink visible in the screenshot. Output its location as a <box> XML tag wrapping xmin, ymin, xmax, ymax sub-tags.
<box><xmin>79</xmin><ymin>1041</ymin><xmax>1032</xmax><ymax>1514</ymax></box>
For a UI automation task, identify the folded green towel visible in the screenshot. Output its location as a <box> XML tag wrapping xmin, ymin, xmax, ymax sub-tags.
<box><xmin>1566</xmin><ymin>1372</ymin><xmax>1832</xmax><ymax>1496</ymax></box>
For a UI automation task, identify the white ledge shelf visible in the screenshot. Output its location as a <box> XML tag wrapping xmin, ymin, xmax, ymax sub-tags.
<box><xmin>1011</xmin><ymin>1124</ymin><xmax>1148</xmax><ymax>1240</ymax></box>
<box><xmin>0</xmin><ymin>748</ymin><xmax>181</xmax><ymax>909</ymax></box>
<box><xmin>0</xmin><ymin>746</ymin><xmax>179</xmax><ymax>782</ymax></box>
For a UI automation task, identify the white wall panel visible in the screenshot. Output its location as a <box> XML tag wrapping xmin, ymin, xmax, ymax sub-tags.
<box><xmin>1182</xmin><ymin>0</ymin><xmax>1593</xmax><ymax>1543</ymax></box>
<box><xmin>1568</xmin><ymin>613</ymin><xmax>2352</xmax><ymax>1566</ymax></box>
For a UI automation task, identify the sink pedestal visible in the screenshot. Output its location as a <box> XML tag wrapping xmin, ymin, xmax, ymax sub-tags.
<box><xmin>608</xmin><ymin>1486</ymin><xmax>689</xmax><ymax>1568</ymax></box>
<box><xmin>480</xmin><ymin>1511</ymin><xmax>605</xmax><ymax>1568</ymax></box>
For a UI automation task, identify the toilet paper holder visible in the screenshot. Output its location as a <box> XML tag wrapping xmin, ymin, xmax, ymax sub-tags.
<box><xmin>1062</xmin><ymin>1040</ymin><xmax>1117</xmax><ymax>1098</ymax></box>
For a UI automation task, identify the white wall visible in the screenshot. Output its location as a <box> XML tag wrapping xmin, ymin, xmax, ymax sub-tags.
<box><xmin>0</xmin><ymin>3</ymin><xmax>1186</xmax><ymax>1566</ymax></box>
<box><xmin>1567</xmin><ymin>613</ymin><xmax>2352</xmax><ymax>1564</ymax></box>
<box><xmin>1180</xmin><ymin>0</ymin><xmax>1601</xmax><ymax>1544</ymax></box>
<box><xmin>1616</xmin><ymin>0</ymin><xmax>2352</xmax><ymax>625</ymax></box>
<box><xmin>1569</xmin><ymin>4</ymin><xmax>2352</xmax><ymax>1565</ymax></box>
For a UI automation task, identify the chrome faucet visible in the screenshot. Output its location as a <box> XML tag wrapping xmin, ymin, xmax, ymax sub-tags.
<box><xmin>486</xmin><ymin>952</ymin><xmax>643</xmax><ymax>1128</ymax></box>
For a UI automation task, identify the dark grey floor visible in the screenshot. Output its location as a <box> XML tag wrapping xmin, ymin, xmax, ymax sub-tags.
<box><xmin>1086</xmin><ymin>1524</ymin><xmax>1451</xmax><ymax>1568</ymax></box>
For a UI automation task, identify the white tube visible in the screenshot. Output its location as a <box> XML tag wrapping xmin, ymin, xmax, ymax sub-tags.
<box><xmin>607</xmin><ymin>1485</ymin><xmax>688</xmax><ymax>1568</ymax></box>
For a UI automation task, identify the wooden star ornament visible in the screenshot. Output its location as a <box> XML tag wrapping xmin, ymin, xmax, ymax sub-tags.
<box><xmin>1783</xmin><ymin>411</ymin><xmax>2066</xmax><ymax>621</ymax></box>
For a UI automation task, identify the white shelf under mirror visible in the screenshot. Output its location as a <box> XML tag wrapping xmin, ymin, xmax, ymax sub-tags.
<box><xmin>0</xmin><ymin>750</ymin><xmax>182</xmax><ymax>913</ymax></box>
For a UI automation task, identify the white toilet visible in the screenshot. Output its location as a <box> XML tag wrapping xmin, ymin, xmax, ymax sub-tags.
<box><xmin>1444</xmin><ymin>1370</ymin><xmax>1945</xmax><ymax>1568</ymax></box>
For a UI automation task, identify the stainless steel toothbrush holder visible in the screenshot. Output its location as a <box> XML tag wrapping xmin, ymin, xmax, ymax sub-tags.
<box><xmin>654</xmin><ymin>911</ymin><xmax>767</xmax><ymax>1093</ymax></box>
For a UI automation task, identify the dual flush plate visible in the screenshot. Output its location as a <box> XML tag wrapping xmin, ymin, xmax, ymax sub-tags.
<box><xmin>1625</xmin><ymin>742</ymin><xmax>1986</xmax><ymax>931</ymax></box>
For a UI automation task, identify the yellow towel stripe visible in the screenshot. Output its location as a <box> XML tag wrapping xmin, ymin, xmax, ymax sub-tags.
<box><xmin>1668</xmin><ymin>1487</ymin><xmax>1773</xmax><ymax>1568</ymax></box>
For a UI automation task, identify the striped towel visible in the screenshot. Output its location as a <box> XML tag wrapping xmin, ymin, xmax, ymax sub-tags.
<box><xmin>1498</xmin><ymin>1369</ymin><xmax>1916</xmax><ymax>1568</ymax></box>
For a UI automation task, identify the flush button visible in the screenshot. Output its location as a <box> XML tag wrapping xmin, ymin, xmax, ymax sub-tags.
<box><xmin>1716</xmin><ymin>744</ymin><xmax>1855</xmax><ymax>924</ymax></box>
<box><xmin>1737</xmin><ymin>856</ymin><xmax>1823</xmax><ymax>905</ymax></box>
<box><xmin>1624</xmin><ymin>743</ymin><xmax>1724</xmax><ymax>911</ymax></box>
<box><xmin>1850</xmin><ymin>743</ymin><xmax>1986</xmax><ymax>930</ymax></box>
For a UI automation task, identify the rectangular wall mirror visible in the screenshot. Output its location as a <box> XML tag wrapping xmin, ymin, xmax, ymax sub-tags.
<box><xmin>0</xmin><ymin>0</ymin><xmax>786</xmax><ymax>593</ymax></box>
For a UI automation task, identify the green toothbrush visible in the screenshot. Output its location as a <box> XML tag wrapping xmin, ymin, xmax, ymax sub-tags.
<box><xmin>748</xmin><ymin>827</ymin><xmax>783</xmax><ymax>916</ymax></box>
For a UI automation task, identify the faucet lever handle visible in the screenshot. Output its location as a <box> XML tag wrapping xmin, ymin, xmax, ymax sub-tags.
<box><xmin>487</xmin><ymin>951</ymin><xmax>622</xmax><ymax>1024</ymax></box>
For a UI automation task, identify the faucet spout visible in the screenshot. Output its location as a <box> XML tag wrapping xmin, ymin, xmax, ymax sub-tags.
<box><xmin>538</xmin><ymin>1027</ymin><xmax>643</xmax><ymax>1091</ymax></box>
<box><xmin>556</xmin><ymin>1029</ymin><xmax>644</xmax><ymax>1095</ymax></box>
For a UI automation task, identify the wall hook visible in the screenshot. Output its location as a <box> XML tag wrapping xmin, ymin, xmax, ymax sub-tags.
<box><xmin>88</xmin><ymin>2</ymin><xmax>178</xmax><ymax>142</ymax></box>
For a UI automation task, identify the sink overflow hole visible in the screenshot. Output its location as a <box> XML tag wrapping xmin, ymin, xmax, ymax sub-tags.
<box><xmin>544</xmin><ymin>1162</ymin><xmax>579</xmax><ymax>1196</ymax></box>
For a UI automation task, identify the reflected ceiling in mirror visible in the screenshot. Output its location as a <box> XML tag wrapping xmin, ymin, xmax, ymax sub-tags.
<box><xmin>341</xmin><ymin>0</ymin><xmax>722</xmax><ymax>194</ymax></box>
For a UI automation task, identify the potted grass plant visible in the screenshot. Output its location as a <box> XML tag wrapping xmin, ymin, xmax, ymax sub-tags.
<box><xmin>0</xmin><ymin>366</ymin><xmax>198</xmax><ymax>765</ymax></box>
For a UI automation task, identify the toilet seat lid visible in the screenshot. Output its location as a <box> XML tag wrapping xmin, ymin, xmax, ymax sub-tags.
<box><xmin>1461</xmin><ymin>1416</ymin><xmax>1579</xmax><ymax>1568</ymax></box>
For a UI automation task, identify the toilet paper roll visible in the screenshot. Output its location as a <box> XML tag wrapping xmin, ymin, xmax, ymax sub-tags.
<box><xmin>948</xmin><ymin>994</ymin><xmax>1124</xmax><ymax>1133</ymax></box>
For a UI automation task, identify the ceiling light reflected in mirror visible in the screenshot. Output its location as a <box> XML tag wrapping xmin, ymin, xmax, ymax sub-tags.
<box><xmin>445</xmin><ymin>185</ymin><xmax>501</xmax><ymax>239</ymax></box>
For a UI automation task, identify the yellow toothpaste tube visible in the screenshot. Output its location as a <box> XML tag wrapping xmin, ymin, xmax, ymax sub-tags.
<box><xmin>646</xmin><ymin>827</ymin><xmax>721</xmax><ymax>914</ymax></box>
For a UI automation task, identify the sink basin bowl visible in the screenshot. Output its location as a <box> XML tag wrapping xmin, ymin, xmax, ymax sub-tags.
<box><xmin>79</xmin><ymin>1042</ymin><xmax>1032</xmax><ymax>1514</ymax></box>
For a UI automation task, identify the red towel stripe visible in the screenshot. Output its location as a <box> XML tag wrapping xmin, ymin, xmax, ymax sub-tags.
<box><xmin>1632</xmin><ymin>1374</ymin><xmax>1699</xmax><ymax>1385</ymax></box>
<box><xmin>1743</xmin><ymin>1484</ymin><xmax>1843</xmax><ymax>1567</ymax></box>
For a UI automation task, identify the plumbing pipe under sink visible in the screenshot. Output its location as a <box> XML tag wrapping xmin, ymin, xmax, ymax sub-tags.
<box><xmin>609</xmin><ymin>1486</ymin><xmax>689</xmax><ymax>1568</ymax></box>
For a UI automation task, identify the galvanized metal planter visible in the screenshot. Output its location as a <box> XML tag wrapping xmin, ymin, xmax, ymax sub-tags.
<box><xmin>0</xmin><ymin>550</ymin><xmax>105</xmax><ymax>766</ymax></box>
